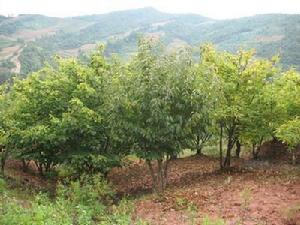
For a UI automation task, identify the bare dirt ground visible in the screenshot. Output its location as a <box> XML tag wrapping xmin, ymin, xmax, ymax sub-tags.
<box><xmin>58</xmin><ymin>43</ymin><xmax>97</xmax><ymax>57</ymax></box>
<box><xmin>255</xmin><ymin>35</ymin><xmax>285</xmax><ymax>43</ymax></box>
<box><xmin>14</xmin><ymin>27</ymin><xmax>57</xmax><ymax>42</ymax></box>
<box><xmin>4</xmin><ymin>152</ymin><xmax>300</xmax><ymax>225</ymax></box>
<box><xmin>0</xmin><ymin>45</ymin><xmax>21</xmax><ymax>59</ymax></box>
<box><xmin>4</xmin><ymin>160</ymin><xmax>53</xmax><ymax>191</ymax></box>
<box><xmin>109</xmin><ymin>155</ymin><xmax>300</xmax><ymax>225</ymax></box>
<box><xmin>10</xmin><ymin>44</ymin><xmax>26</xmax><ymax>73</ymax></box>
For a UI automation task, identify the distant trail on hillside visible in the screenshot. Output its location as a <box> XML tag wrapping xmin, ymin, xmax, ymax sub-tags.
<box><xmin>11</xmin><ymin>44</ymin><xmax>26</xmax><ymax>74</ymax></box>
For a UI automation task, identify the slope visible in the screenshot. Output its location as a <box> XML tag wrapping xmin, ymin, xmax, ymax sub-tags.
<box><xmin>0</xmin><ymin>8</ymin><xmax>299</xmax><ymax>83</ymax></box>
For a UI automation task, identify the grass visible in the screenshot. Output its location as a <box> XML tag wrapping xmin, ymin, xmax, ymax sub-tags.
<box><xmin>179</xmin><ymin>145</ymin><xmax>220</xmax><ymax>158</ymax></box>
<box><xmin>122</xmin><ymin>144</ymin><xmax>224</xmax><ymax>162</ymax></box>
<box><xmin>282</xmin><ymin>203</ymin><xmax>300</xmax><ymax>223</ymax></box>
<box><xmin>0</xmin><ymin>175</ymin><xmax>145</xmax><ymax>225</ymax></box>
<box><xmin>0</xmin><ymin>176</ymin><xmax>39</xmax><ymax>205</ymax></box>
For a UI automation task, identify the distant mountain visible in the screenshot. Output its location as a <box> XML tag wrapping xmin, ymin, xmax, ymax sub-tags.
<box><xmin>0</xmin><ymin>7</ymin><xmax>299</xmax><ymax>83</ymax></box>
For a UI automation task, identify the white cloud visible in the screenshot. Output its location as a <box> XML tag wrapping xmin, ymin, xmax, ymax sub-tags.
<box><xmin>0</xmin><ymin>0</ymin><xmax>299</xmax><ymax>19</ymax></box>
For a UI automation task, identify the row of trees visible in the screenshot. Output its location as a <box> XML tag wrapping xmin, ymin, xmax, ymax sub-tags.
<box><xmin>0</xmin><ymin>39</ymin><xmax>299</xmax><ymax>192</ymax></box>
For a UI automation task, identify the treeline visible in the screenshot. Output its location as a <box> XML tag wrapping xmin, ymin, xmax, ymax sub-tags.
<box><xmin>0</xmin><ymin>39</ymin><xmax>299</xmax><ymax>192</ymax></box>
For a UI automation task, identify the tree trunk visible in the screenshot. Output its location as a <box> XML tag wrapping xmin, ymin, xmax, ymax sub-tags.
<box><xmin>45</xmin><ymin>161</ymin><xmax>52</xmax><ymax>173</ymax></box>
<box><xmin>38</xmin><ymin>167</ymin><xmax>43</xmax><ymax>176</ymax></box>
<box><xmin>22</xmin><ymin>159</ymin><xmax>29</xmax><ymax>172</ymax></box>
<box><xmin>219</xmin><ymin>124</ymin><xmax>223</xmax><ymax>169</ymax></box>
<box><xmin>35</xmin><ymin>161</ymin><xmax>44</xmax><ymax>176</ymax></box>
<box><xmin>253</xmin><ymin>149</ymin><xmax>259</xmax><ymax>160</ymax></box>
<box><xmin>252</xmin><ymin>143</ymin><xmax>261</xmax><ymax>160</ymax></box>
<box><xmin>146</xmin><ymin>160</ymin><xmax>158</xmax><ymax>192</ymax></box>
<box><xmin>235</xmin><ymin>140</ymin><xmax>241</xmax><ymax>158</ymax></box>
<box><xmin>252</xmin><ymin>138</ymin><xmax>263</xmax><ymax>160</ymax></box>
<box><xmin>196</xmin><ymin>148</ymin><xmax>202</xmax><ymax>155</ymax></box>
<box><xmin>1</xmin><ymin>149</ymin><xmax>7</xmax><ymax>174</ymax></box>
<box><xmin>157</xmin><ymin>159</ymin><xmax>164</xmax><ymax>193</ymax></box>
<box><xmin>146</xmin><ymin>157</ymin><xmax>169</xmax><ymax>194</ymax></box>
<box><xmin>163</xmin><ymin>158</ymin><xmax>169</xmax><ymax>190</ymax></box>
<box><xmin>195</xmin><ymin>135</ymin><xmax>202</xmax><ymax>155</ymax></box>
<box><xmin>170</xmin><ymin>152</ymin><xmax>177</xmax><ymax>160</ymax></box>
<box><xmin>252</xmin><ymin>144</ymin><xmax>257</xmax><ymax>160</ymax></box>
<box><xmin>223</xmin><ymin>132</ymin><xmax>236</xmax><ymax>169</ymax></box>
<box><xmin>223</xmin><ymin>144</ymin><xmax>232</xmax><ymax>168</ymax></box>
<box><xmin>292</xmin><ymin>151</ymin><xmax>296</xmax><ymax>165</ymax></box>
<box><xmin>1</xmin><ymin>155</ymin><xmax>5</xmax><ymax>174</ymax></box>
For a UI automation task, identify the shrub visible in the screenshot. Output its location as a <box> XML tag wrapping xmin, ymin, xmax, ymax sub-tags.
<box><xmin>0</xmin><ymin>175</ymin><xmax>141</xmax><ymax>225</ymax></box>
<box><xmin>62</xmin><ymin>153</ymin><xmax>121</xmax><ymax>179</ymax></box>
<box><xmin>0</xmin><ymin>178</ymin><xmax>5</xmax><ymax>193</ymax></box>
<box><xmin>56</xmin><ymin>174</ymin><xmax>115</xmax><ymax>219</ymax></box>
<box><xmin>101</xmin><ymin>199</ymin><xmax>135</xmax><ymax>225</ymax></box>
<box><xmin>0</xmin><ymin>194</ymin><xmax>73</xmax><ymax>225</ymax></box>
<box><xmin>202</xmin><ymin>216</ymin><xmax>226</xmax><ymax>225</ymax></box>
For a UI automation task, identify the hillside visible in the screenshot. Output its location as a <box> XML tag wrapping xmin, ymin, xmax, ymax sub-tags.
<box><xmin>1</xmin><ymin>19</ymin><xmax>300</xmax><ymax>225</ymax></box>
<box><xmin>0</xmin><ymin>7</ymin><xmax>299</xmax><ymax>83</ymax></box>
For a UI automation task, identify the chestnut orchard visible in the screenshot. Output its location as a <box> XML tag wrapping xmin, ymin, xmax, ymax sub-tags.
<box><xmin>0</xmin><ymin>40</ymin><xmax>299</xmax><ymax>193</ymax></box>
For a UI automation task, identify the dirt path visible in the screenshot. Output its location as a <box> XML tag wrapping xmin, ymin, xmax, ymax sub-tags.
<box><xmin>10</xmin><ymin>44</ymin><xmax>26</xmax><ymax>73</ymax></box>
<box><xmin>0</xmin><ymin>43</ymin><xmax>25</xmax><ymax>74</ymax></box>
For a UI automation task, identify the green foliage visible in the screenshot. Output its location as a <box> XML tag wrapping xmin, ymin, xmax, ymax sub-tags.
<box><xmin>0</xmin><ymin>38</ymin><xmax>15</xmax><ymax>48</ymax></box>
<box><xmin>1</xmin><ymin>13</ymin><xmax>300</xmax><ymax>222</ymax></box>
<box><xmin>274</xmin><ymin>70</ymin><xmax>300</xmax><ymax>122</ymax></box>
<box><xmin>273</xmin><ymin>70</ymin><xmax>300</xmax><ymax>164</ymax></box>
<box><xmin>240</xmin><ymin>187</ymin><xmax>252</xmax><ymax>210</ymax></box>
<box><xmin>0</xmin><ymin>59</ymin><xmax>15</xmax><ymax>69</ymax></box>
<box><xmin>0</xmin><ymin>175</ymin><xmax>139</xmax><ymax>225</ymax></box>
<box><xmin>175</xmin><ymin>197</ymin><xmax>190</xmax><ymax>210</ymax></box>
<box><xmin>276</xmin><ymin>118</ymin><xmax>300</xmax><ymax>151</ymax></box>
<box><xmin>2</xmin><ymin>48</ymin><xmax>124</xmax><ymax>175</ymax></box>
<box><xmin>1</xmin><ymin>8</ymin><xmax>300</xmax><ymax>82</ymax></box>
<box><xmin>283</xmin><ymin>203</ymin><xmax>300</xmax><ymax>224</ymax></box>
<box><xmin>0</xmin><ymin>14</ymin><xmax>60</xmax><ymax>35</ymax></box>
<box><xmin>56</xmin><ymin>175</ymin><xmax>114</xmax><ymax>219</ymax></box>
<box><xmin>200</xmin><ymin>44</ymin><xmax>279</xmax><ymax>167</ymax></box>
<box><xmin>0</xmin><ymin>178</ymin><xmax>5</xmax><ymax>193</ymax></box>
<box><xmin>115</xmin><ymin>39</ymin><xmax>203</xmax><ymax>191</ymax></box>
<box><xmin>63</xmin><ymin>153</ymin><xmax>121</xmax><ymax>178</ymax></box>
<box><xmin>0</xmin><ymin>39</ymin><xmax>299</xmax><ymax>191</ymax></box>
<box><xmin>202</xmin><ymin>216</ymin><xmax>226</xmax><ymax>225</ymax></box>
<box><xmin>125</xmin><ymin>39</ymin><xmax>194</xmax><ymax>159</ymax></box>
<box><xmin>100</xmin><ymin>199</ymin><xmax>135</xmax><ymax>225</ymax></box>
<box><xmin>238</xmin><ymin>56</ymin><xmax>280</xmax><ymax>157</ymax></box>
<box><xmin>1</xmin><ymin>194</ymin><xmax>73</xmax><ymax>225</ymax></box>
<box><xmin>19</xmin><ymin>44</ymin><xmax>53</xmax><ymax>75</ymax></box>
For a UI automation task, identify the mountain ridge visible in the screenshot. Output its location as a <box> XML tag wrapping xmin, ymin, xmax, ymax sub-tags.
<box><xmin>0</xmin><ymin>7</ymin><xmax>299</xmax><ymax>83</ymax></box>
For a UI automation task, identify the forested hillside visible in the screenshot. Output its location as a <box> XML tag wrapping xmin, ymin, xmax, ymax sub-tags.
<box><xmin>0</xmin><ymin>7</ymin><xmax>300</xmax><ymax>83</ymax></box>
<box><xmin>1</xmin><ymin>38</ymin><xmax>300</xmax><ymax>224</ymax></box>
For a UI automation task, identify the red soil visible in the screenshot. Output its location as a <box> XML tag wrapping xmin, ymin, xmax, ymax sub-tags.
<box><xmin>4</xmin><ymin>152</ymin><xmax>300</xmax><ymax>225</ymax></box>
<box><xmin>109</xmin><ymin>155</ymin><xmax>300</xmax><ymax>225</ymax></box>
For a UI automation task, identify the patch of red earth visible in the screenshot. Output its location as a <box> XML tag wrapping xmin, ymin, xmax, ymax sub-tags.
<box><xmin>109</xmin><ymin>156</ymin><xmax>300</xmax><ymax>225</ymax></box>
<box><xmin>162</xmin><ymin>175</ymin><xmax>299</xmax><ymax>225</ymax></box>
<box><xmin>133</xmin><ymin>200</ymin><xmax>188</xmax><ymax>225</ymax></box>
<box><xmin>178</xmin><ymin>174</ymin><xmax>300</xmax><ymax>225</ymax></box>
<box><xmin>5</xmin><ymin>152</ymin><xmax>300</xmax><ymax>225</ymax></box>
<box><xmin>109</xmin><ymin>155</ymin><xmax>222</xmax><ymax>194</ymax></box>
<box><xmin>4</xmin><ymin>160</ymin><xmax>53</xmax><ymax>190</ymax></box>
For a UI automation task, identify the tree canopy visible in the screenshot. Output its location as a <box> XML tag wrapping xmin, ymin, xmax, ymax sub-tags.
<box><xmin>0</xmin><ymin>39</ymin><xmax>300</xmax><ymax>192</ymax></box>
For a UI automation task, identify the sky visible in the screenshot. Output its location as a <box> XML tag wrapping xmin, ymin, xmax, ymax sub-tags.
<box><xmin>0</xmin><ymin>0</ymin><xmax>300</xmax><ymax>19</ymax></box>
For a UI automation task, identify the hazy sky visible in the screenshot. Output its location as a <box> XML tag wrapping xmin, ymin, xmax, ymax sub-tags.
<box><xmin>1</xmin><ymin>0</ymin><xmax>300</xmax><ymax>19</ymax></box>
